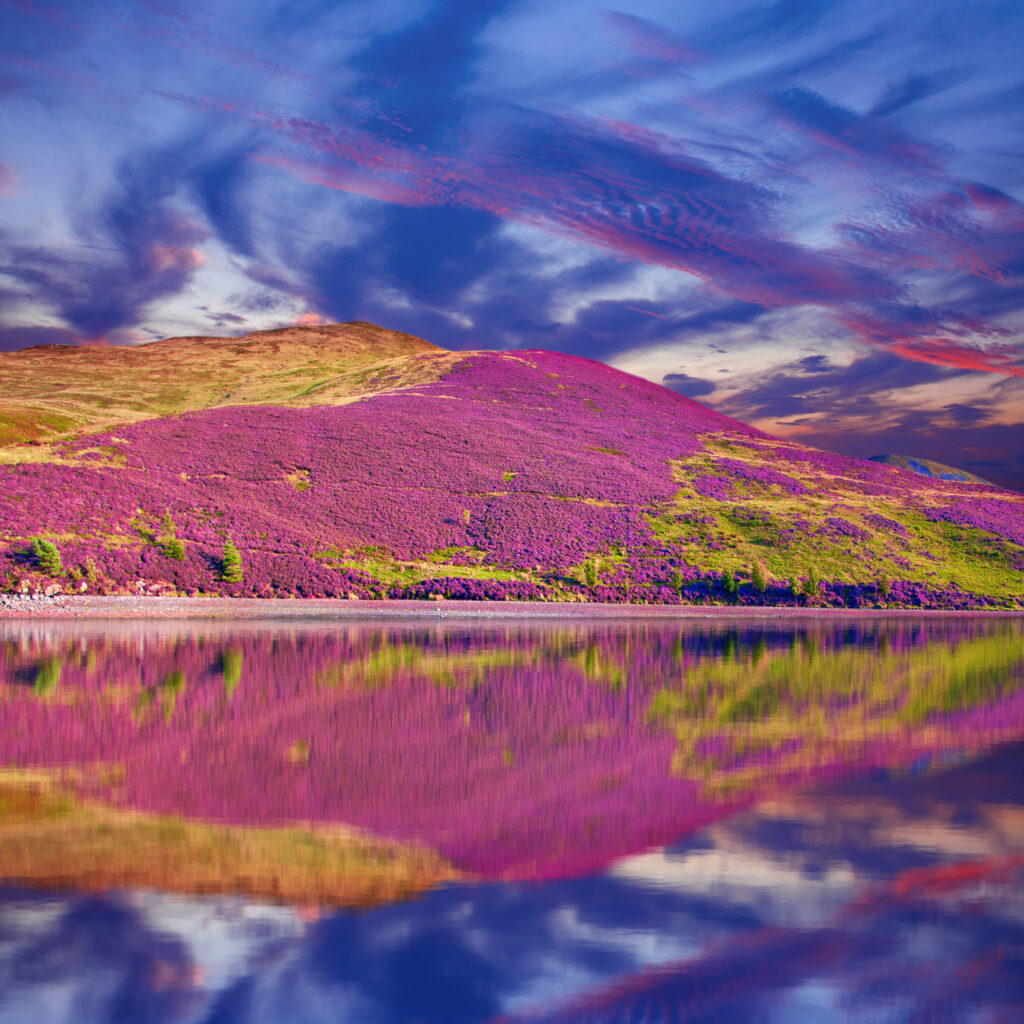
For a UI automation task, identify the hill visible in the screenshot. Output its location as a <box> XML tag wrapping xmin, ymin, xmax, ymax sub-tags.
<box><xmin>1</xmin><ymin>322</ymin><xmax>1021</xmax><ymax>608</ymax></box>
<box><xmin>868</xmin><ymin>454</ymin><xmax>991</xmax><ymax>485</ymax></box>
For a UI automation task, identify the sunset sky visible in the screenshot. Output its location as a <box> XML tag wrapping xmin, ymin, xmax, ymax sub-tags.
<box><xmin>2</xmin><ymin>0</ymin><xmax>1023</xmax><ymax>486</ymax></box>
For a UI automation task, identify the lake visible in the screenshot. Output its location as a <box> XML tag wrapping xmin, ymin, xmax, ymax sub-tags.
<box><xmin>0</xmin><ymin>611</ymin><xmax>1022</xmax><ymax>1022</ymax></box>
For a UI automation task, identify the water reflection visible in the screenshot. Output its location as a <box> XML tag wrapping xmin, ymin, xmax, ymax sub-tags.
<box><xmin>0</xmin><ymin>741</ymin><xmax>1022</xmax><ymax>1023</ymax></box>
<box><xmin>0</xmin><ymin>615</ymin><xmax>1022</xmax><ymax>1021</ymax></box>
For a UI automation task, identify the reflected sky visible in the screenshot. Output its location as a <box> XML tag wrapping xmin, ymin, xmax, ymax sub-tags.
<box><xmin>0</xmin><ymin>615</ymin><xmax>1023</xmax><ymax>1021</ymax></box>
<box><xmin>1</xmin><ymin>740</ymin><xmax>1022</xmax><ymax>1023</ymax></box>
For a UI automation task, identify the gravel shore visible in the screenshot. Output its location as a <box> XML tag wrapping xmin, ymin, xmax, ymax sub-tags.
<box><xmin>0</xmin><ymin>594</ymin><xmax>1019</xmax><ymax>620</ymax></box>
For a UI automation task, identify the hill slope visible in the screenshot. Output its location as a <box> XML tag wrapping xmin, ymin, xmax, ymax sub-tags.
<box><xmin>868</xmin><ymin>454</ymin><xmax>991</xmax><ymax>485</ymax></box>
<box><xmin>1</xmin><ymin>323</ymin><xmax>1021</xmax><ymax>608</ymax></box>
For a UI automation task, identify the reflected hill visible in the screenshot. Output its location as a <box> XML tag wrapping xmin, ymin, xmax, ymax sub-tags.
<box><xmin>0</xmin><ymin>616</ymin><xmax>1022</xmax><ymax>899</ymax></box>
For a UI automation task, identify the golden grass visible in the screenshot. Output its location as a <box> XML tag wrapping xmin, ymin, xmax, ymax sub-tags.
<box><xmin>0</xmin><ymin>323</ymin><xmax>463</xmax><ymax>457</ymax></box>
<box><xmin>0</xmin><ymin>771</ymin><xmax>461</xmax><ymax>907</ymax></box>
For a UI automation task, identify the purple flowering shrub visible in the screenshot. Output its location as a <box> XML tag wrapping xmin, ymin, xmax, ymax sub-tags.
<box><xmin>0</xmin><ymin>348</ymin><xmax>1021</xmax><ymax>606</ymax></box>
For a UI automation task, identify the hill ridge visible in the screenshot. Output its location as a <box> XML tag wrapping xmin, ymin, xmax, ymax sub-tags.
<box><xmin>0</xmin><ymin>324</ymin><xmax>1021</xmax><ymax>608</ymax></box>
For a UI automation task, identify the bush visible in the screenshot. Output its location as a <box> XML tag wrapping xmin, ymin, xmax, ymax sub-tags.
<box><xmin>220</xmin><ymin>536</ymin><xmax>244</xmax><ymax>583</ymax></box>
<box><xmin>802</xmin><ymin>568</ymin><xmax>820</xmax><ymax>599</ymax></box>
<box><xmin>671</xmin><ymin>569</ymin><xmax>684</xmax><ymax>595</ymax></box>
<box><xmin>722</xmin><ymin>568</ymin><xmax>738</xmax><ymax>598</ymax></box>
<box><xmin>164</xmin><ymin>537</ymin><xmax>186</xmax><ymax>561</ymax></box>
<box><xmin>583</xmin><ymin>558</ymin><xmax>601</xmax><ymax>588</ymax></box>
<box><xmin>752</xmin><ymin>561</ymin><xmax>768</xmax><ymax>595</ymax></box>
<box><xmin>30</xmin><ymin>537</ymin><xmax>63</xmax><ymax>576</ymax></box>
<box><xmin>878</xmin><ymin>572</ymin><xmax>891</xmax><ymax>598</ymax></box>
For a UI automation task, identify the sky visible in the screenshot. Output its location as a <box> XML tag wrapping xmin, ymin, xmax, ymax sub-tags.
<box><xmin>1</xmin><ymin>0</ymin><xmax>1023</xmax><ymax>487</ymax></box>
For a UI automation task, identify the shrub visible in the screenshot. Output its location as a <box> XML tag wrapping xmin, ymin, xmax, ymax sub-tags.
<box><xmin>584</xmin><ymin>558</ymin><xmax>601</xmax><ymax>588</ymax></box>
<box><xmin>164</xmin><ymin>537</ymin><xmax>186</xmax><ymax>561</ymax></box>
<box><xmin>878</xmin><ymin>572</ymin><xmax>891</xmax><ymax>598</ymax></box>
<box><xmin>30</xmin><ymin>537</ymin><xmax>62</xmax><ymax>576</ymax></box>
<box><xmin>722</xmin><ymin>568</ymin><xmax>738</xmax><ymax>597</ymax></box>
<box><xmin>802</xmin><ymin>568</ymin><xmax>820</xmax><ymax>599</ymax></box>
<box><xmin>220</xmin><ymin>536</ymin><xmax>244</xmax><ymax>583</ymax></box>
<box><xmin>752</xmin><ymin>561</ymin><xmax>768</xmax><ymax>595</ymax></box>
<box><xmin>671</xmin><ymin>569</ymin><xmax>684</xmax><ymax>595</ymax></box>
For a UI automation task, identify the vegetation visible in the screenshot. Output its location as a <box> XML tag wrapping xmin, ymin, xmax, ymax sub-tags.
<box><xmin>220</xmin><ymin>536</ymin><xmax>244</xmax><ymax>583</ymax></box>
<box><xmin>29</xmin><ymin>537</ymin><xmax>62</xmax><ymax>576</ymax></box>
<box><xmin>751</xmin><ymin>561</ymin><xmax>767</xmax><ymax>595</ymax></box>
<box><xmin>0</xmin><ymin>328</ymin><xmax>1021</xmax><ymax>607</ymax></box>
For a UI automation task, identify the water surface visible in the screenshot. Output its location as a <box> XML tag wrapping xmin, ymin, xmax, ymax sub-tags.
<box><xmin>0</xmin><ymin>614</ymin><xmax>1022</xmax><ymax>1021</ymax></box>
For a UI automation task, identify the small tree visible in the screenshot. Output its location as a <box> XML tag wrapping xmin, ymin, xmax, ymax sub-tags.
<box><xmin>671</xmin><ymin>568</ymin><xmax>685</xmax><ymax>595</ymax></box>
<box><xmin>30</xmin><ymin>537</ymin><xmax>62</xmax><ymax>576</ymax></box>
<box><xmin>220</xmin><ymin>536</ymin><xmax>244</xmax><ymax>583</ymax></box>
<box><xmin>160</xmin><ymin>513</ymin><xmax>185</xmax><ymax>560</ymax></box>
<box><xmin>752</xmin><ymin>561</ymin><xmax>768</xmax><ymax>596</ymax></box>
<box><xmin>802</xmin><ymin>567</ymin><xmax>820</xmax><ymax>600</ymax></box>
<box><xmin>164</xmin><ymin>537</ymin><xmax>186</xmax><ymax>561</ymax></box>
<box><xmin>722</xmin><ymin>567</ymin><xmax>738</xmax><ymax>599</ymax></box>
<box><xmin>583</xmin><ymin>557</ymin><xmax>601</xmax><ymax>588</ymax></box>
<box><xmin>788</xmin><ymin>575</ymin><xmax>800</xmax><ymax>599</ymax></box>
<box><xmin>878</xmin><ymin>572</ymin><xmax>891</xmax><ymax>599</ymax></box>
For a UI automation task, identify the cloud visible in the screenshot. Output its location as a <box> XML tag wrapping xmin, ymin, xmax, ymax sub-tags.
<box><xmin>0</xmin><ymin>324</ymin><xmax>83</xmax><ymax>352</ymax></box>
<box><xmin>0</xmin><ymin>161</ymin><xmax>17</xmax><ymax>195</ymax></box>
<box><xmin>662</xmin><ymin>372</ymin><xmax>716</xmax><ymax>397</ymax></box>
<box><xmin>164</xmin><ymin>70</ymin><xmax>1019</xmax><ymax>381</ymax></box>
<box><xmin>606</xmin><ymin>11</ymin><xmax>698</xmax><ymax>68</ymax></box>
<box><xmin>0</xmin><ymin>143</ymin><xmax>209</xmax><ymax>339</ymax></box>
<box><xmin>868</xmin><ymin>69</ymin><xmax>964</xmax><ymax>117</ymax></box>
<box><xmin>2</xmin><ymin>0</ymin><xmax>1024</xmax><ymax>479</ymax></box>
<box><xmin>714</xmin><ymin>350</ymin><xmax>1024</xmax><ymax>489</ymax></box>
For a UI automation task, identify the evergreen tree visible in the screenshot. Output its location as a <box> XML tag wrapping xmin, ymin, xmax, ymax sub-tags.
<box><xmin>220</xmin><ymin>536</ymin><xmax>244</xmax><ymax>583</ymax></box>
<box><xmin>722</xmin><ymin>567</ymin><xmax>738</xmax><ymax>599</ymax></box>
<box><xmin>752</xmin><ymin>561</ymin><xmax>768</xmax><ymax>595</ymax></box>
<box><xmin>30</xmin><ymin>537</ymin><xmax>62</xmax><ymax>576</ymax></box>
<box><xmin>802</xmin><ymin>567</ymin><xmax>820</xmax><ymax>600</ymax></box>
<box><xmin>164</xmin><ymin>537</ymin><xmax>186</xmax><ymax>561</ymax></box>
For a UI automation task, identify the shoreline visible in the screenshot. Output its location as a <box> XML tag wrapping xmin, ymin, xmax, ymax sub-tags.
<box><xmin>1</xmin><ymin>595</ymin><xmax>1021</xmax><ymax>620</ymax></box>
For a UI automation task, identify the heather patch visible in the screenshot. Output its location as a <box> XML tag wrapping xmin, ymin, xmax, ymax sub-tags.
<box><xmin>0</xmin><ymin>344</ymin><xmax>1020</xmax><ymax>607</ymax></box>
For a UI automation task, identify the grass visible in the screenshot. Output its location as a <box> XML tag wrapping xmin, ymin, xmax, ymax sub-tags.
<box><xmin>0</xmin><ymin>770</ymin><xmax>460</xmax><ymax>907</ymax></box>
<box><xmin>0</xmin><ymin>323</ymin><xmax>457</xmax><ymax>464</ymax></box>
<box><xmin>317</xmin><ymin>546</ymin><xmax>530</xmax><ymax>588</ymax></box>
<box><xmin>652</xmin><ymin>438</ymin><xmax>1024</xmax><ymax>598</ymax></box>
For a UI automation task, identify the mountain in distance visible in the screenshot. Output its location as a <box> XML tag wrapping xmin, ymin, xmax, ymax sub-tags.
<box><xmin>0</xmin><ymin>322</ymin><xmax>1021</xmax><ymax>609</ymax></box>
<box><xmin>868</xmin><ymin>453</ymin><xmax>992</xmax><ymax>485</ymax></box>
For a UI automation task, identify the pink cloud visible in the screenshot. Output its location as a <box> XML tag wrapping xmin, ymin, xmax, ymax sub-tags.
<box><xmin>0</xmin><ymin>162</ymin><xmax>18</xmax><ymax>196</ymax></box>
<box><xmin>167</xmin><ymin>91</ymin><xmax>1023</xmax><ymax>380</ymax></box>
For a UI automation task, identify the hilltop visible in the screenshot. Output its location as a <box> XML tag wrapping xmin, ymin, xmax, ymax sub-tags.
<box><xmin>1</xmin><ymin>322</ymin><xmax>1021</xmax><ymax>608</ymax></box>
<box><xmin>868</xmin><ymin>454</ymin><xmax>992</xmax><ymax>485</ymax></box>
